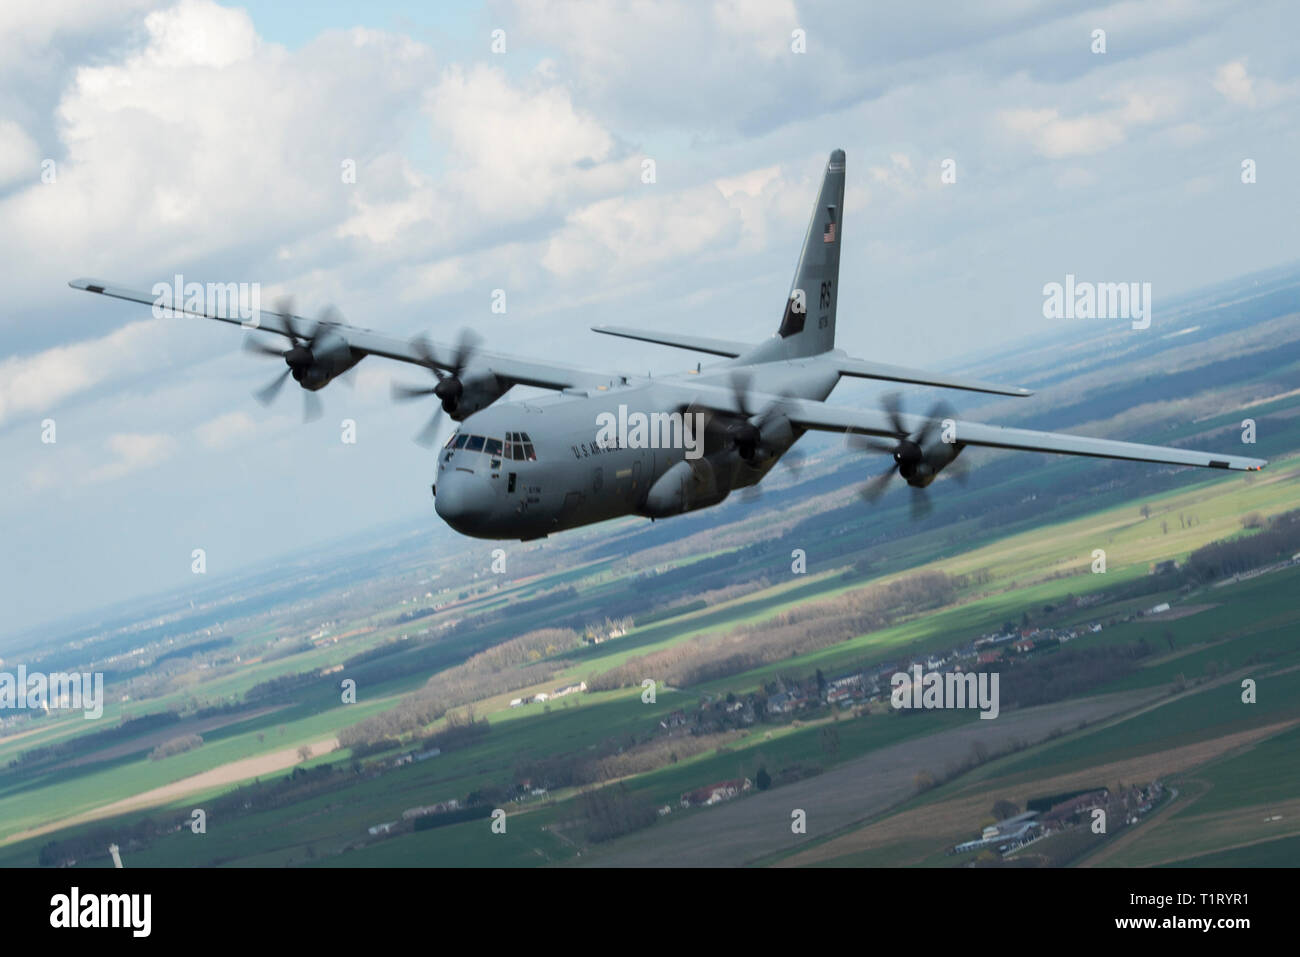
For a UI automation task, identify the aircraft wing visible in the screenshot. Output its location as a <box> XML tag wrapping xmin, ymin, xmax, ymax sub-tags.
<box><xmin>671</xmin><ymin>382</ymin><xmax>1267</xmax><ymax>471</ymax></box>
<box><xmin>833</xmin><ymin>356</ymin><xmax>1032</xmax><ymax>398</ymax></box>
<box><xmin>590</xmin><ymin>324</ymin><xmax>751</xmax><ymax>357</ymax></box>
<box><xmin>69</xmin><ymin>278</ymin><xmax>622</xmax><ymax>392</ymax></box>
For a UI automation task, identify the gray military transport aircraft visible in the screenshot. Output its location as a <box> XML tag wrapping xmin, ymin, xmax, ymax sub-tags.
<box><xmin>72</xmin><ymin>149</ymin><xmax>1264</xmax><ymax>540</ymax></box>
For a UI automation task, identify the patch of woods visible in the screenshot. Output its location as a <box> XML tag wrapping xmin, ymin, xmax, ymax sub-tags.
<box><xmin>149</xmin><ymin>732</ymin><xmax>203</xmax><ymax>761</ymax></box>
<box><xmin>338</xmin><ymin>628</ymin><xmax>580</xmax><ymax>749</ymax></box>
<box><xmin>572</xmin><ymin>783</ymin><xmax>660</xmax><ymax>843</ymax></box>
<box><xmin>1184</xmin><ymin>508</ymin><xmax>1300</xmax><ymax>582</ymax></box>
<box><xmin>442</xmin><ymin>587</ymin><xmax>580</xmax><ymax>636</ymax></box>
<box><xmin>345</xmin><ymin>708</ymin><xmax>491</xmax><ymax>759</ymax></box>
<box><xmin>998</xmin><ymin>645</ymin><xmax>1143</xmax><ymax>710</ymax></box>
<box><xmin>587</xmin><ymin>570</ymin><xmax>957</xmax><ymax>692</ymax></box>
<box><xmin>36</xmin><ymin>761</ymin><xmax>352</xmax><ymax>867</ymax></box>
<box><xmin>9</xmin><ymin>711</ymin><xmax>179</xmax><ymax>769</ymax></box>
<box><xmin>514</xmin><ymin>731</ymin><xmax>739</xmax><ymax>792</ymax></box>
<box><xmin>245</xmin><ymin>670</ymin><xmax>320</xmax><ymax>702</ymax></box>
<box><xmin>7</xmin><ymin>701</ymin><xmax>246</xmax><ymax>770</ymax></box>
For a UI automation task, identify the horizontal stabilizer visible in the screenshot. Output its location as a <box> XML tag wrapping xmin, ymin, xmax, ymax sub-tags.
<box><xmin>591</xmin><ymin>325</ymin><xmax>750</xmax><ymax>358</ymax></box>
<box><xmin>836</xmin><ymin>356</ymin><xmax>1032</xmax><ymax>398</ymax></box>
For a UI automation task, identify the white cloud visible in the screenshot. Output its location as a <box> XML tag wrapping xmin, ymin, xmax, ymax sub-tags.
<box><xmin>1211</xmin><ymin>58</ymin><xmax>1297</xmax><ymax>109</ymax></box>
<box><xmin>86</xmin><ymin>432</ymin><xmax>178</xmax><ymax>483</ymax></box>
<box><xmin>998</xmin><ymin>86</ymin><xmax>1179</xmax><ymax>160</ymax></box>
<box><xmin>0</xmin><ymin>319</ymin><xmax>172</xmax><ymax>426</ymax></box>
<box><xmin>999</xmin><ymin>107</ymin><xmax>1126</xmax><ymax>158</ymax></box>
<box><xmin>1213</xmin><ymin>60</ymin><xmax>1256</xmax><ymax>107</ymax></box>
<box><xmin>194</xmin><ymin>410</ymin><xmax>257</xmax><ymax>450</ymax></box>
<box><xmin>426</xmin><ymin>64</ymin><xmax>633</xmax><ymax>220</ymax></box>
<box><xmin>540</xmin><ymin>160</ymin><xmax>813</xmax><ymax>280</ymax></box>
<box><xmin>0</xmin><ymin>118</ymin><xmax>40</xmax><ymax>186</ymax></box>
<box><xmin>712</xmin><ymin>0</ymin><xmax>799</xmax><ymax>60</ymax></box>
<box><xmin>0</xmin><ymin>0</ymin><xmax>434</xmax><ymax>312</ymax></box>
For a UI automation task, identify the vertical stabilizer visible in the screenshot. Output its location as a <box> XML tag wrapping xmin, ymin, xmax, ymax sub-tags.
<box><xmin>777</xmin><ymin>149</ymin><xmax>845</xmax><ymax>356</ymax></box>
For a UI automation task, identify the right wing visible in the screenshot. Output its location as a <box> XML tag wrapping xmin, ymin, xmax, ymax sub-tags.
<box><xmin>70</xmin><ymin>278</ymin><xmax>623</xmax><ymax>392</ymax></box>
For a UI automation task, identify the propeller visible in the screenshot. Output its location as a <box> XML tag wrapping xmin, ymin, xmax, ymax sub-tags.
<box><xmin>726</xmin><ymin>372</ymin><xmax>792</xmax><ymax>462</ymax></box>
<box><xmin>725</xmin><ymin>373</ymin><xmax>806</xmax><ymax>503</ymax></box>
<box><xmin>845</xmin><ymin>392</ymin><xmax>956</xmax><ymax>519</ymax></box>
<box><xmin>243</xmin><ymin>296</ymin><xmax>326</xmax><ymax>423</ymax></box>
<box><xmin>391</xmin><ymin>329</ymin><xmax>481</xmax><ymax>446</ymax></box>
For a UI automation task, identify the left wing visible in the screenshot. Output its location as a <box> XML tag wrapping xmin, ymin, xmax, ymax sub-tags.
<box><xmin>591</xmin><ymin>324</ymin><xmax>751</xmax><ymax>358</ymax></box>
<box><xmin>69</xmin><ymin>278</ymin><xmax>622</xmax><ymax>392</ymax></box>
<box><xmin>668</xmin><ymin>381</ymin><xmax>1266</xmax><ymax>471</ymax></box>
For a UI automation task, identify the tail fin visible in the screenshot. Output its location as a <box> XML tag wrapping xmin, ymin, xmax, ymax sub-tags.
<box><xmin>777</xmin><ymin>149</ymin><xmax>845</xmax><ymax>357</ymax></box>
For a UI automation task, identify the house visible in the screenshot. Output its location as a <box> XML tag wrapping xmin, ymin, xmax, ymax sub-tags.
<box><xmin>509</xmin><ymin>698</ymin><xmax>524</xmax><ymax>708</ymax></box>
<box><xmin>1147</xmin><ymin>602</ymin><xmax>1171</xmax><ymax>615</ymax></box>
<box><xmin>533</xmin><ymin>692</ymin><xmax>549</xmax><ymax>703</ymax></box>
<box><xmin>977</xmin><ymin>649</ymin><xmax>1003</xmax><ymax>665</ymax></box>
<box><xmin>368</xmin><ymin>821</ymin><xmax>397</xmax><ymax>836</ymax></box>
<box><xmin>1042</xmin><ymin>789</ymin><xmax>1109</xmax><ymax>825</ymax></box>
<box><xmin>680</xmin><ymin>778</ymin><xmax>752</xmax><ymax>808</ymax></box>
<box><xmin>826</xmin><ymin>687</ymin><xmax>852</xmax><ymax>705</ymax></box>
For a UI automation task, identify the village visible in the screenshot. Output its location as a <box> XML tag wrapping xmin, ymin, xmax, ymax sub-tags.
<box><xmin>950</xmin><ymin>782</ymin><xmax>1167</xmax><ymax>863</ymax></box>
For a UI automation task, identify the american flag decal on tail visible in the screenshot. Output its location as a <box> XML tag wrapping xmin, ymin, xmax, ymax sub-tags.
<box><xmin>823</xmin><ymin>204</ymin><xmax>837</xmax><ymax>243</ymax></box>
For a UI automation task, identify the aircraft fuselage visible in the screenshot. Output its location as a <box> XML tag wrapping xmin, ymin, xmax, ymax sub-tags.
<box><xmin>433</xmin><ymin>361</ymin><xmax>838</xmax><ymax>539</ymax></box>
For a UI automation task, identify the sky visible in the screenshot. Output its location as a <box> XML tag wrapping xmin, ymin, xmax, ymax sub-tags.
<box><xmin>1</xmin><ymin>0</ymin><xmax>1297</xmax><ymax>640</ymax></box>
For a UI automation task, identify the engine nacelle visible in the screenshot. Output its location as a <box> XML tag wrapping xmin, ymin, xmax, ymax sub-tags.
<box><xmin>294</xmin><ymin>330</ymin><xmax>361</xmax><ymax>391</ymax></box>
<box><xmin>902</xmin><ymin>440</ymin><xmax>964</xmax><ymax>488</ymax></box>
<box><xmin>642</xmin><ymin>458</ymin><xmax>728</xmax><ymax>517</ymax></box>
<box><xmin>732</xmin><ymin>410</ymin><xmax>794</xmax><ymax>464</ymax></box>
<box><xmin>442</xmin><ymin>372</ymin><xmax>508</xmax><ymax>420</ymax></box>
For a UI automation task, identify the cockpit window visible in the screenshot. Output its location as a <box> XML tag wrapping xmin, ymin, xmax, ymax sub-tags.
<box><xmin>447</xmin><ymin>432</ymin><xmax>533</xmax><ymax>460</ymax></box>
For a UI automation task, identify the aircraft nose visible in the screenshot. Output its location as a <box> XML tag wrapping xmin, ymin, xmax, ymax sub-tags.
<box><xmin>434</xmin><ymin>473</ymin><xmax>491</xmax><ymax>533</ymax></box>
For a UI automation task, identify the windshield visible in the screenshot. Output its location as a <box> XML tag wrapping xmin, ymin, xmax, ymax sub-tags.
<box><xmin>445</xmin><ymin>431</ymin><xmax>537</xmax><ymax>460</ymax></box>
